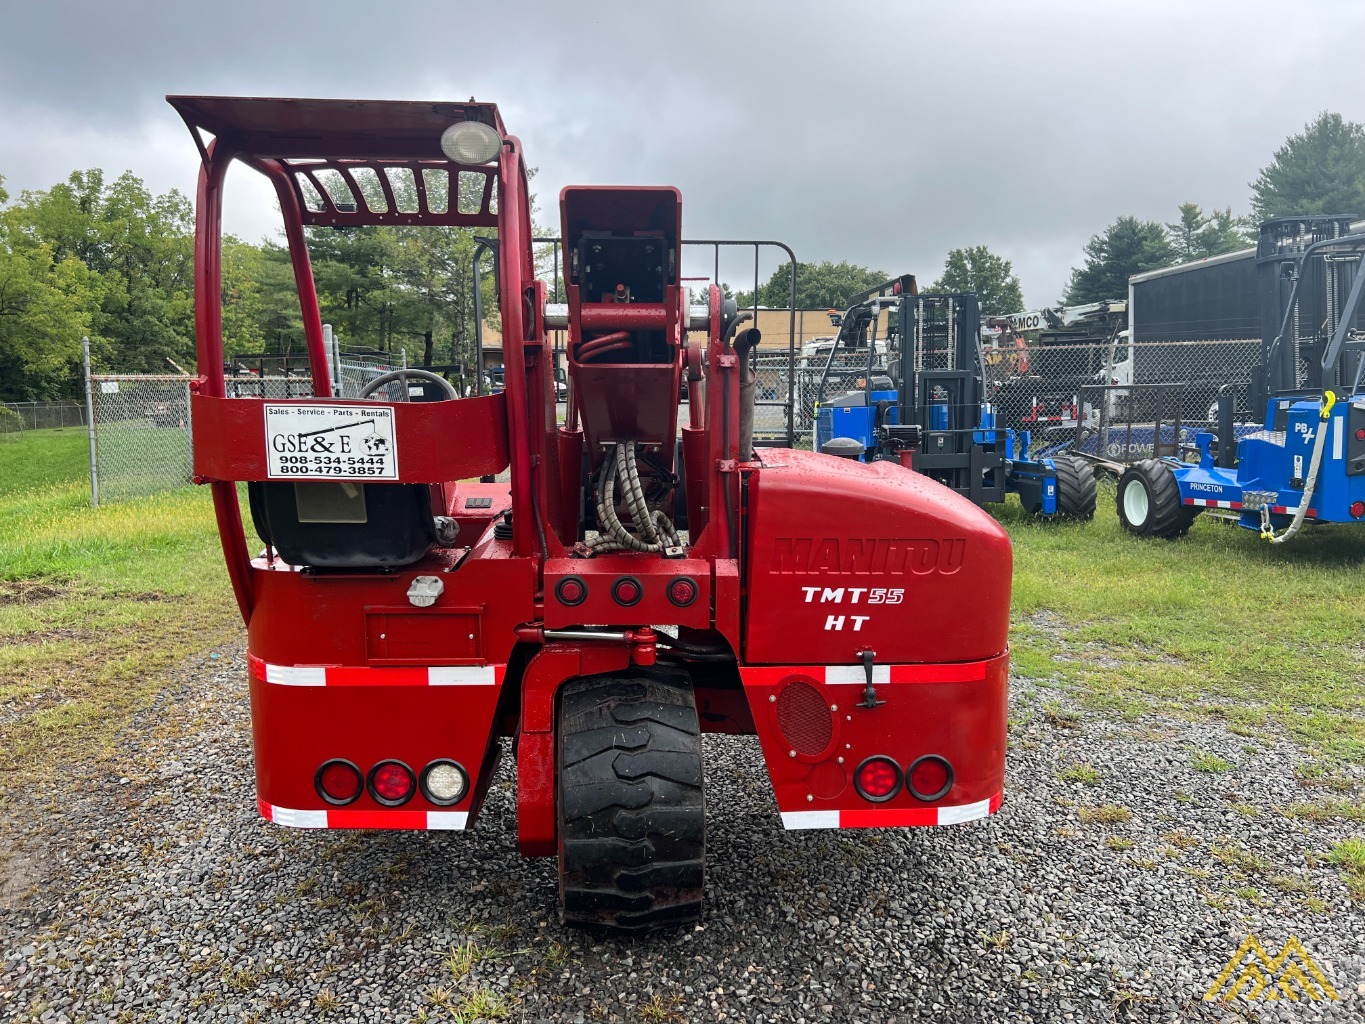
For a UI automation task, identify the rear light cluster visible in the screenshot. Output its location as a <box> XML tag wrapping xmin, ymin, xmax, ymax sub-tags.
<box><xmin>315</xmin><ymin>758</ymin><xmax>467</xmax><ymax>807</ymax></box>
<box><xmin>853</xmin><ymin>754</ymin><xmax>954</xmax><ymax>803</ymax></box>
<box><xmin>553</xmin><ymin>575</ymin><xmax>700</xmax><ymax>608</ymax></box>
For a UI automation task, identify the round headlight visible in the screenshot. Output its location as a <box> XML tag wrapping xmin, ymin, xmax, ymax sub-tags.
<box><xmin>439</xmin><ymin>121</ymin><xmax>503</xmax><ymax>165</ymax></box>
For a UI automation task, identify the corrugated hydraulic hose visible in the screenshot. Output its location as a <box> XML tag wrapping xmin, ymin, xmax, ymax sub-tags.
<box><xmin>1263</xmin><ymin>390</ymin><xmax>1336</xmax><ymax>544</ymax></box>
<box><xmin>586</xmin><ymin>442</ymin><xmax>681</xmax><ymax>554</ymax></box>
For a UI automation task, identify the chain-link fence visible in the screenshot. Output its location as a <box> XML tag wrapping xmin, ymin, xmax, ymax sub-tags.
<box><xmin>982</xmin><ymin>336</ymin><xmax>1263</xmax><ymax>456</ymax></box>
<box><xmin>86</xmin><ymin>373</ymin><xmax>315</xmax><ymax>503</ymax></box>
<box><xmin>0</xmin><ymin>401</ymin><xmax>87</xmax><ymax>433</ymax></box>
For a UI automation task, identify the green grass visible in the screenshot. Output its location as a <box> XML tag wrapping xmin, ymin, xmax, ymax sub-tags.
<box><xmin>999</xmin><ymin>485</ymin><xmax>1365</xmax><ymax>762</ymax></box>
<box><xmin>0</xmin><ymin>427</ymin><xmax>89</xmax><ymax>496</ymax></box>
<box><xmin>0</xmin><ymin>475</ymin><xmax>236</xmax><ymax>785</ymax></box>
<box><xmin>1326</xmin><ymin>838</ymin><xmax>1365</xmax><ymax>902</ymax></box>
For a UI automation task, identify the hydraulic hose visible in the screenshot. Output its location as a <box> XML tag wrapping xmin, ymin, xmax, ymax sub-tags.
<box><xmin>586</xmin><ymin>441</ymin><xmax>682</xmax><ymax>554</ymax></box>
<box><xmin>1262</xmin><ymin>390</ymin><xmax>1336</xmax><ymax>544</ymax></box>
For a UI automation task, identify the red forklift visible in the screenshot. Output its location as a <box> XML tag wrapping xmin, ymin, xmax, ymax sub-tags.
<box><xmin>169</xmin><ymin>95</ymin><xmax>1013</xmax><ymax>933</ymax></box>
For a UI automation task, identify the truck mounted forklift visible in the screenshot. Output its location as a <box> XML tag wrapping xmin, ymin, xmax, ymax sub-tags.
<box><xmin>170</xmin><ymin>95</ymin><xmax>1013</xmax><ymax>933</ymax></box>
<box><xmin>812</xmin><ymin>283</ymin><xmax>1096</xmax><ymax>518</ymax></box>
<box><xmin>1115</xmin><ymin>216</ymin><xmax>1365</xmax><ymax>542</ymax></box>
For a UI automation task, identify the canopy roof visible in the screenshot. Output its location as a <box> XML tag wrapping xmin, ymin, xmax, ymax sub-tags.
<box><xmin>167</xmin><ymin>95</ymin><xmax>505</xmax><ymax>161</ymax></box>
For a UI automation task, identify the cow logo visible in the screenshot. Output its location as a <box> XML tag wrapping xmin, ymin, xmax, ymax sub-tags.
<box><xmin>1203</xmin><ymin>935</ymin><xmax>1339</xmax><ymax>1002</ymax></box>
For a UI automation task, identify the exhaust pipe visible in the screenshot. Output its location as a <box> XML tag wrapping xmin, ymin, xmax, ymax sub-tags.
<box><xmin>734</xmin><ymin>327</ymin><xmax>762</xmax><ymax>461</ymax></box>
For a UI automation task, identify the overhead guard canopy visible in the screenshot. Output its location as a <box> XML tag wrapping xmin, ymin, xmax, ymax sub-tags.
<box><xmin>167</xmin><ymin>95</ymin><xmax>508</xmax><ymax>228</ymax></box>
<box><xmin>167</xmin><ymin>95</ymin><xmax>505</xmax><ymax>160</ymax></box>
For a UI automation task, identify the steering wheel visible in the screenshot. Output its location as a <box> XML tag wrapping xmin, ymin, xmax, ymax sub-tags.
<box><xmin>358</xmin><ymin>368</ymin><xmax>459</xmax><ymax>401</ymax></box>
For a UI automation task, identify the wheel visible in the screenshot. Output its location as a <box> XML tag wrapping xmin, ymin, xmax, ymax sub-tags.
<box><xmin>557</xmin><ymin>671</ymin><xmax>704</xmax><ymax>934</ymax></box>
<box><xmin>1051</xmin><ymin>455</ymin><xmax>1096</xmax><ymax>520</ymax></box>
<box><xmin>1116</xmin><ymin>459</ymin><xmax>1198</xmax><ymax>538</ymax></box>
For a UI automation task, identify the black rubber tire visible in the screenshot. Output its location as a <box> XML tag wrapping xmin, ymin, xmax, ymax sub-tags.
<box><xmin>1052</xmin><ymin>455</ymin><xmax>1097</xmax><ymax>520</ymax></box>
<box><xmin>1116</xmin><ymin>459</ymin><xmax>1199</xmax><ymax>538</ymax></box>
<box><xmin>557</xmin><ymin>671</ymin><xmax>704</xmax><ymax>934</ymax></box>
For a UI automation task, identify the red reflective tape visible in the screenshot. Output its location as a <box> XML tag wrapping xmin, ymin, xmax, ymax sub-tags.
<box><xmin>888</xmin><ymin>662</ymin><xmax>988</xmax><ymax>683</ymax></box>
<box><xmin>989</xmin><ymin>792</ymin><xmax>1003</xmax><ymax>813</ymax></box>
<box><xmin>325</xmin><ymin>809</ymin><xmax>428</xmax><ymax>829</ymax></box>
<box><xmin>840</xmin><ymin>807</ymin><xmax>938</xmax><ymax>828</ymax></box>
<box><xmin>324</xmin><ymin>666</ymin><xmax>428</xmax><ymax>686</ymax></box>
<box><xmin>740</xmin><ymin>666</ymin><xmax>797</xmax><ymax>686</ymax></box>
<box><xmin>257</xmin><ymin>797</ymin><xmax>273</xmax><ymax>822</ymax></box>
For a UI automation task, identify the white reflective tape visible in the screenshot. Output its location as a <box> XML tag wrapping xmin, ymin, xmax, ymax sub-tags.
<box><xmin>825</xmin><ymin>665</ymin><xmax>889</xmax><ymax>685</ymax></box>
<box><xmin>426</xmin><ymin>811</ymin><xmax>470</xmax><ymax>830</ymax></box>
<box><xmin>428</xmin><ymin>666</ymin><xmax>496</xmax><ymax>686</ymax></box>
<box><xmin>264</xmin><ymin>664</ymin><xmax>327</xmax><ymax>686</ymax></box>
<box><xmin>780</xmin><ymin>810</ymin><xmax>840</xmax><ymax>830</ymax></box>
<box><xmin>936</xmin><ymin>799</ymin><xmax>991</xmax><ymax>825</ymax></box>
<box><xmin>1334</xmin><ymin>418</ymin><xmax>1343</xmax><ymax>461</ymax></box>
<box><xmin>270</xmin><ymin>806</ymin><xmax>329</xmax><ymax>828</ymax></box>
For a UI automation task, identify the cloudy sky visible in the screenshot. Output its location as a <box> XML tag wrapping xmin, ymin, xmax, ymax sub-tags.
<box><xmin>3</xmin><ymin>0</ymin><xmax>1363</xmax><ymax>307</ymax></box>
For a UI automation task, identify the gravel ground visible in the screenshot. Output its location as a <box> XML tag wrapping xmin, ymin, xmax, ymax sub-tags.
<box><xmin>2</xmin><ymin>643</ymin><xmax>1363</xmax><ymax>1023</ymax></box>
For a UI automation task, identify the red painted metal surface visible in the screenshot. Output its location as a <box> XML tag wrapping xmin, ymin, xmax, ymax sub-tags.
<box><xmin>190</xmin><ymin>392</ymin><xmax>510</xmax><ymax>483</ymax></box>
<box><xmin>739</xmin><ymin>655</ymin><xmax>1008</xmax><ymax>821</ymax></box>
<box><xmin>248</xmin><ymin>656</ymin><xmax>506</xmax><ymax>828</ymax></box>
<box><xmin>743</xmin><ymin>449</ymin><xmax>1012</xmax><ymax>666</ymax></box>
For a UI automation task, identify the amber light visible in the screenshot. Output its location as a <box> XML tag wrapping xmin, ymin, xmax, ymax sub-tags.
<box><xmin>854</xmin><ymin>756</ymin><xmax>902</xmax><ymax>802</ymax></box>
<box><xmin>368</xmin><ymin>760</ymin><xmax>415</xmax><ymax>806</ymax></box>
<box><xmin>315</xmin><ymin>759</ymin><xmax>362</xmax><ymax>806</ymax></box>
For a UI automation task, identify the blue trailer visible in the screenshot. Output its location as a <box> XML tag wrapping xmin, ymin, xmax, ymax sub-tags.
<box><xmin>1115</xmin><ymin>217</ymin><xmax>1365</xmax><ymax>541</ymax></box>
<box><xmin>812</xmin><ymin>285</ymin><xmax>1095</xmax><ymax>518</ymax></box>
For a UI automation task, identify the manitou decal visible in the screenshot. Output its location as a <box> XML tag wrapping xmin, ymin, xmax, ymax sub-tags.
<box><xmin>770</xmin><ymin>538</ymin><xmax>965</xmax><ymax>575</ymax></box>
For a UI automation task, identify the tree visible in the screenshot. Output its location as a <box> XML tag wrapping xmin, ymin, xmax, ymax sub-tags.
<box><xmin>1251</xmin><ymin>112</ymin><xmax>1365</xmax><ymax>221</ymax></box>
<box><xmin>1165</xmin><ymin>203</ymin><xmax>1250</xmax><ymax>262</ymax></box>
<box><xmin>6</xmin><ymin>169</ymin><xmax>195</xmax><ymax>375</ymax></box>
<box><xmin>1065</xmin><ymin>217</ymin><xmax>1176</xmax><ymax>304</ymax></box>
<box><xmin>735</xmin><ymin>260</ymin><xmax>887</xmax><ymax>310</ymax></box>
<box><xmin>928</xmin><ymin>245</ymin><xmax>1023</xmax><ymax>315</ymax></box>
<box><xmin>0</xmin><ymin>177</ymin><xmax>97</xmax><ymax>400</ymax></box>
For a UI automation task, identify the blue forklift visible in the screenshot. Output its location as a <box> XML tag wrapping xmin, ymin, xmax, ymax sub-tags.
<box><xmin>1116</xmin><ymin>216</ymin><xmax>1365</xmax><ymax>541</ymax></box>
<box><xmin>812</xmin><ymin>278</ymin><xmax>1096</xmax><ymax>518</ymax></box>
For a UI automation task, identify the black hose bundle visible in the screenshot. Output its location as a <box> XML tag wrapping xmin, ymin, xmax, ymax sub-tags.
<box><xmin>586</xmin><ymin>442</ymin><xmax>682</xmax><ymax>555</ymax></box>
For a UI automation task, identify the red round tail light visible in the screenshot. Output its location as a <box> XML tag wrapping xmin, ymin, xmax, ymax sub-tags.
<box><xmin>368</xmin><ymin>760</ymin><xmax>416</xmax><ymax>806</ymax></box>
<box><xmin>1351</xmin><ymin>501</ymin><xmax>1365</xmax><ymax>519</ymax></box>
<box><xmin>907</xmin><ymin>754</ymin><xmax>954</xmax><ymax>802</ymax></box>
<box><xmin>854</xmin><ymin>756</ymin><xmax>902</xmax><ymax>803</ymax></box>
<box><xmin>556</xmin><ymin>576</ymin><xmax>587</xmax><ymax>606</ymax></box>
<box><xmin>612</xmin><ymin>576</ymin><xmax>643</xmax><ymax>607</ymax></box>
<box><xmin>667</xmin><ymin>577</ymin><xmax>697</xmax><ymax>607</ymax></box>
<box><xmin>315</xmin><ymin>759</ymin><xmax>362</xmax><ymax>806</ymax></box>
